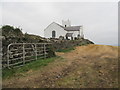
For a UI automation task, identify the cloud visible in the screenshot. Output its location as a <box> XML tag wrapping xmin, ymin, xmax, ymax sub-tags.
<box><xmin>1</xmin><ymin>2</ymin><xmax>118</xmax><ymax>45</ymax></box>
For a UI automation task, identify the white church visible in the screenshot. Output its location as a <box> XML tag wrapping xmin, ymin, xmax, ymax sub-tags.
<box><xmin>44</xmin><ymin>20</ymin><xmax>84</xmax><ymax>40</ymax></box>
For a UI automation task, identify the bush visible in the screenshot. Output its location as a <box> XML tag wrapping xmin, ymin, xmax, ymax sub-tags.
<box><xmin>47</xmin><ymin>45</ymin><xmax>56</xmax><ymax>57</ymax></box>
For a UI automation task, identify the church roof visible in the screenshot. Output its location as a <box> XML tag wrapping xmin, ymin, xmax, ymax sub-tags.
<box><xmin>64</xmin><ymin>26</ymin><xmax>80</xmax><ymax>31</ymax></box>
<box><xmin>55</xmin><ymin>22</ymin><xmax>80</xmax><ymax>31</ymax></box>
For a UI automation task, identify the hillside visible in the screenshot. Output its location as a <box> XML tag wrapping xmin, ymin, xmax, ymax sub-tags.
<box><xmin>3</xmin><ymin>44</ymin><xmax>119</xmax><ymax>88</ymax></box>
<box><xmin>1</xmin><ymin>25</ymin><xmax>48</xmax><ymax>63</ymax></box>
<box><xmin>1</xmin><ymin>25</ymin><xmax>94</xmax><ymax>65</ymax></box>
<box><xmin>2</xmin><ymin>25</ymin><xmax>47</xmax><ymax>51</ymax></box>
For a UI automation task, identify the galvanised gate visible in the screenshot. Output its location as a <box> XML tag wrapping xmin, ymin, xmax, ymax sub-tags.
<box><xmin>6</xmin><ymin>43</ymin><xmax>51</xmax><ymax>68</ymax></box>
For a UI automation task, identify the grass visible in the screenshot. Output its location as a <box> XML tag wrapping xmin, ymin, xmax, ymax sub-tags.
<box><xmin>2</xmin><ymin>56</ymin><xmax>59</xmax><ymax>79</ymax></box>
<box><xmin>57</xmin><ymin>47</ymin><xmax>75</xmax><ymax>53</ymax></box>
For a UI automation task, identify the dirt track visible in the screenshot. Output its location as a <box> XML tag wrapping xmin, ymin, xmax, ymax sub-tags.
<box><xmin>3</xmin><ymin>44</ymin><xmax>119</xmax><ymax>88</ymax></box>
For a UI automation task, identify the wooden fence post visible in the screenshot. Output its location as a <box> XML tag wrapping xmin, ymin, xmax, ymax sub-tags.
<box><xmin>23</xmin><ymin>43</ymin><xmax>25</xmax><ymax>65</ymax></box>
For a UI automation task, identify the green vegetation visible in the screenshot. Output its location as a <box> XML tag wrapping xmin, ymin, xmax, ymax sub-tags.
<box><xmin>2</xmin><ymin>57</ymin><xmax>58</xmax><ymax>79</ymax></box>
<box><xmin>2</xmin><ymin>25</ymin><xmax>23</xmax><ymax>37</ymax></box>
<box><xmin>57</xmin><ymin>47</ymin><xmax>75</xmax><ymax>53</ymax></box>
<box><xmin>2</xmin><ymin>25</ymin><xmax>55</xmax><ymax>67</ymax></box>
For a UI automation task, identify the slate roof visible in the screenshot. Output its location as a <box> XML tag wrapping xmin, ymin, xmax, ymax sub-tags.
<box><xmin>64</xmin><ymin>26</ymin><xmax>80</xmax><ymax>31</ymax></box>
<box><xmin>55</xmin><ymin>22</ymin><xmax>80</xmax><ymax>31</ymax></box>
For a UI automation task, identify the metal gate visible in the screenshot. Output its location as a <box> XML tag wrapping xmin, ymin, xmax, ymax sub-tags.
<box><xmin>6</xmin><ymin>43</ymin><xmax>51</xmax><ymax>68</ymax></box>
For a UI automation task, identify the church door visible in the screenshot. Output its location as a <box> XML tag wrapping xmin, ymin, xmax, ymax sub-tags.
<box><xmin>52</xmin><ymin>31</ymin><xmax>56</xmax><ymax>38</ymax></box>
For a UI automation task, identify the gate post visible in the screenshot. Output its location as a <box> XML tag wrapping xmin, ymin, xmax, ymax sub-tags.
<box><xmin>35</xmin><ymin>44</ymin><xmax>37</xmax><ymax>60</ymax></box>
<box><xmin>7</xmin><ymin>44</ymin><xmax>10</xmax><ymax>68</ymax></box>
<box><xmin>44</xmin><ymin>44</ymin><xmax>46</xmax><ymax>59</ymax></box>
<box><xmin>23</xmin><ymin>43</ymin><xmax>25</xmax><ymax>65</ymax></box>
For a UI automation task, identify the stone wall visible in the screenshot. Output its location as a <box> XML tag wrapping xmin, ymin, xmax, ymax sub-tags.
<box><xmin>51</xmin><ymin>39</ymin><xmax>94</xmax><ymax>51</ymax></box>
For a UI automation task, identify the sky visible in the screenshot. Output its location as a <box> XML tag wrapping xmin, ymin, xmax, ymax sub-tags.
<box><xmin>0</xmin><ymin>0</ymin><xmax>118</xmax><ymax>46</ymax></box>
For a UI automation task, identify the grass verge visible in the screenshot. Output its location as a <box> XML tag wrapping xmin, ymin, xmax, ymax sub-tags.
<box><xmin>57</xmin><ymin>47</ymin><xmax>75</xmax><ymax>53</ymax></box>
<box><xmin>2</xmin><ymin>56</ymin><xmax>58</xmax><ymax>79</ymax></box>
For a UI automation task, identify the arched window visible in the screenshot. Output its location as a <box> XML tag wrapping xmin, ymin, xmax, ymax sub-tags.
<box><xmin>52</xmin><ymin>31</ymin><xmax>56</xmax><ymax>38</ymax></box>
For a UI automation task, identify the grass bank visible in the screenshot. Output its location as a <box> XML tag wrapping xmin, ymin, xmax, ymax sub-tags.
<box><xmin>56</xmin><ymin>47</ymin><xmax>75</xmax><ymax>53</ymax></box>
<box><xmin>2</xmin><ymin>56</ymin><xmax>59</xmax><ymax>79</ymax></box>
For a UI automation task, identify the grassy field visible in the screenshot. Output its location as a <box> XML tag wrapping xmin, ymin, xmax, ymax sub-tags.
<box><xmin>2</xmin><ymin>57</ymin><xmax>58</xmax><ymax>79</ymax></box>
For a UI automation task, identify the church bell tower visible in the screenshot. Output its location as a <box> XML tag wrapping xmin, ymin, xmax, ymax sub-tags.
<box><xmin>62</xmin><ymin>19</ymin><xmax>71</xmax><ymax>27</ymax></box>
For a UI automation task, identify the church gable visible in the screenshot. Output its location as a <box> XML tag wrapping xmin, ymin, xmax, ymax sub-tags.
<box><xmin>44</xmin><ymin>22</ymin><xmax>62</xmax><ymax>31</ymax></box>
<box><xmin>44</xmin><ymin>22</ymin><xmax>67</xmax><ymax>38</ymax></box>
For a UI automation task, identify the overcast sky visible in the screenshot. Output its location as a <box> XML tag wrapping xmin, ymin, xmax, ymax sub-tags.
<box><xmin>1</xmin><ymin>1</ymin><xmax>118</xmax><ymax>45</ymax></box>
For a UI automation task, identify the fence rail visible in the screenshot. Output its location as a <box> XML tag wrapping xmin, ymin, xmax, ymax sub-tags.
<box><xmin>4</xmin><ymin>43</ymin><xmax>52</xmax><ymax>68</ymax></box>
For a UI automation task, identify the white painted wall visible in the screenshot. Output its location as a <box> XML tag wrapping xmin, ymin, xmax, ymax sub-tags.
<box><xmin>44</xmin><ymin>22</ymin><xmax>67</xmax><ymax>38</ymax></box>
<box><xmin>44</xmin><ymin>22</ymin><xmax>83</xmax><ymax>39</ymax></box>
<box><xmin>80</xmin><ymin>26</ymin><xmax>84</xmax><ymax>38</ymax></box>
<box><xmin>67</xmin><ymin>31</ymin><xmax>79</xmax><ymax>37</ymax></box>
